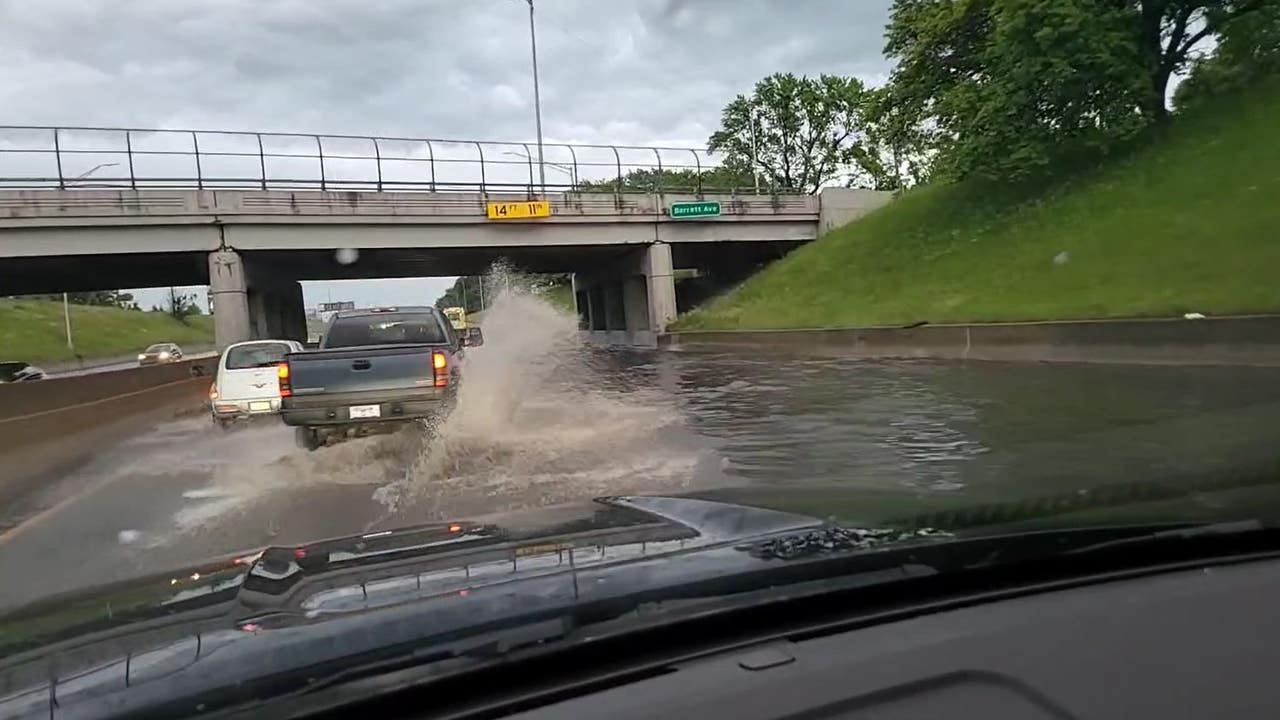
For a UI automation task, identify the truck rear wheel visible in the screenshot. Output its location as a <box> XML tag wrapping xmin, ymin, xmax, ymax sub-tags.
<box><xmin>294</xmin><ymin>427</ymin><xmax>322</xmax><ymax>452</ymax></box>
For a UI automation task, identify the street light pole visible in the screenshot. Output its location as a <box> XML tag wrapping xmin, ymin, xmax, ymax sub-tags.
<box><xmin>502</xmin><ymin>150</ymin><xmax>573</xmax><ymax>182</ymax></box>
<box><xmin>62</xmin><ymin>292</ymin><xmax>74</xmax><ymax>353</ymax></box>
<box><xmin>749</xmin><ymin>108</ymin><xmax>760</xmax><ymax>195</ymax></box>
<box><xmin>526</xmin><ymin>0</ymin><xmax>546</xmax><ymax>195</ymax></box>
<box><xmin>67</xmin><ymin>162</ymin><xmax>120</xmax><ymax>187</ymax></box>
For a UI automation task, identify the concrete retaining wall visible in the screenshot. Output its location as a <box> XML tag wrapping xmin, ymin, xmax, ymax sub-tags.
<box><xmin>817</xmin><ymin>187</ymin><xmax>894</xmax><ymax>235</ymax></box>
<box><xmin>660</xmin><ymin>315</ymin><xmax>1280</xmax><ymax>367</ymax></box>
<box><xmin>0</xmin><ymin>358</ymin><xmax>215</xmax><ymax>421</ymax></box>
<box><xmin>0</xmin><ymin>359</ymin><xmax>216</xmax><ymax>507</ymax></box>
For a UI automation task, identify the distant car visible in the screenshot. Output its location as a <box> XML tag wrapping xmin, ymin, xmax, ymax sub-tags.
<box><xmin>210</xmin><ymin>339</ymin><xmax>305</xmax><ymax>429</ymax></box>
<box><xmin>137</xmin><ymin>343</ymin><xmax>184</xmax><ymax>366</ymax></box>
<box><xmin>0</xmin><ymin>361</ymin><xmax>46</xmax><ymax>383</ymax></box>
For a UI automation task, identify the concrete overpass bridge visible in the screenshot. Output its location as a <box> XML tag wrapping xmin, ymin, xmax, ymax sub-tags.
<box><xmin>0</xmin><ymin>125</ymin><xmax>891</xmax><ymax>346</ymax></box>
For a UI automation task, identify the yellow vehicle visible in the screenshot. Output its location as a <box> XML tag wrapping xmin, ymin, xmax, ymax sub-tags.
<box><xmin>443</xmin><ymin>306</ymin><xmax>467</xmax><ymax>330</ymax></box>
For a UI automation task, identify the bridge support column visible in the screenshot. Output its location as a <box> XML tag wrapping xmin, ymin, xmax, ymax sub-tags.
<box><xmin>208</xmin><ymin>250</ymin><xmax>250</xmax><ymax>351</ymax></box>
<box><xmin>570</xmin><ymin>242</ymin><xmax>677</xmax><ymax>347</ymax></box>
<box><xmin>247</xmin><ymin>281</ymin><xmax>306</xmax><ymax>342</ymax></box>
<box><xmin>642</xmin><ymin>242</ymin><xmax>677</xmax><ymax>334</ymax></box>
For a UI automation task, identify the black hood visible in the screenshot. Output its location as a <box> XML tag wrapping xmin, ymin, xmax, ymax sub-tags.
<box><xmin>0</xmin><ymin>496</ymin><xmax>832</xmax><ymax>717</ymax></box>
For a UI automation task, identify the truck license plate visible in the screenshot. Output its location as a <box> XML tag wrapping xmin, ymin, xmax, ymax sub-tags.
<box><xmin>249</xmin><ymin>401</ymin><xmax>272</xmax><ymax>412</ymax></box>
<box><xmin>349</xmin><ymin>404</ymin><xmax>381</xmax><ymax>419</ymax></box>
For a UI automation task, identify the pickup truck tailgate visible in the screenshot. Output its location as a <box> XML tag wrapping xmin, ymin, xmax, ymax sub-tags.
<box><xmin>287</xmin><ymin>344</ymin><xmax>437</xmax><ymax>395</ymax></box>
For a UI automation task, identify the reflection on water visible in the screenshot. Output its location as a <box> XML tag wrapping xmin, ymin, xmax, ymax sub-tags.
<box><xmin>657</xmin><ymin>356</ymin><xmax>990</xmax><ymax>492</ymax></box>
<box><xmin>173</xmin><ymin>286</ymin><xmax>1280</xmax><ymax>532</ymax></box>
<box><xmin>666</xmin><ymin>353</ymin><xmax>1280</xmax><ymax>496</ymax></box>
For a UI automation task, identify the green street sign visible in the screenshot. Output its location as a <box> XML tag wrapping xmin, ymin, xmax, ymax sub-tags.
<box><xmin>669</xmin><ymin>201</ymin><xmax>722</xmax><ymax>219</ymax></box>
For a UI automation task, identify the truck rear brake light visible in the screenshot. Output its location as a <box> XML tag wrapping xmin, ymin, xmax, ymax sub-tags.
<box><xmin>432</xmin><ymin>351</ymin><xmax>448</xmax><ymax>387</ymax></box>
<box><xmin>277</xmin><ymin>362</ymin><xmax>292</xmax><ymax>397</ymax></box>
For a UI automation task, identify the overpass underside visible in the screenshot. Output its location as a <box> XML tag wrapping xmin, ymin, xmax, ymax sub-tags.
<box><xmin>0</xmin><ymin>239</ymin><xmax>801</xmax><ymax>348</ymax></box>
<box><xmin>0</xmin><ymin>188</ymin><xmax>888</xmax><ymax>348</ymax></box>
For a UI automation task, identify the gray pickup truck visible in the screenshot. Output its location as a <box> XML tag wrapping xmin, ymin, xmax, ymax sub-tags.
<box><xmin>279</xmin><ymin>307</ymin><xmax>482</xmax><ymax>450</ymax></box>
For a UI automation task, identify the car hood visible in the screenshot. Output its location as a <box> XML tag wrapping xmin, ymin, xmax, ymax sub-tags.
<box><xmin>0</xmin><ymin>496</ymin><xmax>842</xmax><ymax>714</ymax></box>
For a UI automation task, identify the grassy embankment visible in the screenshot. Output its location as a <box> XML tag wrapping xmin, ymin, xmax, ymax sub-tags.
<box><xmin>675</xmin><ymin>80</ymin><xmax>1280</xmax><ymax>330</ymax></box>
<box><xmin>0</xmin><ymin>299</ymin><xmax>215</xmax><ymax>364</ymax></box>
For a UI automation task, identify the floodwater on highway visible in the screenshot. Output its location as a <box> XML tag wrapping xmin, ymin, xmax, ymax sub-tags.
<box><xmin>3</xmin><ymin>292</ymin><xmax>1280</xmax><ymax>609</ymax></box>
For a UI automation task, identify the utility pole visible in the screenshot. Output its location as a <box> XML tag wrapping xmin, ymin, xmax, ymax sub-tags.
<box><xmin>526</xmin><ymin>0</ymin><xmax>546</xmax><ymax>195</ymax></box>
<box><xmin>62</xmin><ymin>292</ymin><xmax>74</xmax><ymax>352</ymax></box>
<box><xmin>749</xmin><ymin>107</ymin><xmax>760</xmax><ymax>195</ymax></box>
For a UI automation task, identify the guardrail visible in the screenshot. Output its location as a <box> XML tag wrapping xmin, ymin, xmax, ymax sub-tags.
<box><xmin>0</xmin><ymin>125</ymin><xmax>782</xmax><ymax>196</ymax></box>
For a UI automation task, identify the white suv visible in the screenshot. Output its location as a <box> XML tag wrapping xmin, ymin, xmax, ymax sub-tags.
<box><xmin>210</xmin><ymin>339</ymin><xmax>305</xmax><ymax>428</ymax></box>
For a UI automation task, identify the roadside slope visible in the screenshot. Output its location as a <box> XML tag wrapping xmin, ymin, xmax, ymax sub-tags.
<box><xmin>0</xmin><ymin>300</ymin><xmax>214</xmax><ymax>363</ymax></box>
<box><xmin>675</xmin><ymin>81</ymin><xmax>1280</xmax><ymax>330</ymax></box>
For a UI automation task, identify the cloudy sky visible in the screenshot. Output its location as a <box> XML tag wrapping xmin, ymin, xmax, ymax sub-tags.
<box><xmin>0</xmin><ymin>0</ymin><xmax>895</xmax><ymax>308</ymax></box>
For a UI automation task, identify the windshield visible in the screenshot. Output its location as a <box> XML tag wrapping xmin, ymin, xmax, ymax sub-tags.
<box><xmin>324</xmin><ymin>313</ymin><xmax>447</xmax><ymax>348</ymax></box>
<box><xmin>0</xmin><ymin>362</ymin><xmax>27</xmax><ymax>382</ymax></box>
<box><xmin>225</xmin><ymin>342</ymin><xmax>291</xmax><ymax>369</ymax></box>
<box><xmin>2</xmin><ymin>0</ymin><xmax>1278</xmax><ymax>711</ymax></box>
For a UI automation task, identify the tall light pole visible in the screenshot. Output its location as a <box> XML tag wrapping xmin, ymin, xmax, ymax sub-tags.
<box><xmin>502</xmin><ymin>150</ymin><xmax>574</xmax><ymax>186</ymax></box>
<box><xmin>62</xmin><ymin>292</ymin><xmax>74</xmax><ymax>353</ymax></box>
<box><xmin>749</xmin><ymin>108</ymin><xmax>760</xmax><ymax>195</ymax></box>
<box><xmin>59</xmin><ymin>158</ymin><xmax>119</xmax><ymax>357</ymax></box>
<box><xmin>526</xmin><ymin>0</ymin><xmax>546</xmax><ymax>195</ymax></box>
<box><xmin>69</xmin><ymin>162</ymin><xmax>119</xmax><ymax>186</ymax></box>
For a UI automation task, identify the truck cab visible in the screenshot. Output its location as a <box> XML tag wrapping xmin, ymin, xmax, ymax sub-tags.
<box><xmin>443</xmin><ymin>306</ymin><xmax>467</xmax><ymax>330</ymax></box>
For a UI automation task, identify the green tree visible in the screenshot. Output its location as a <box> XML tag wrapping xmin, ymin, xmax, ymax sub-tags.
<box><xmin>30</xmin><ymin>290</ymin><xmax>136</xmax><ymax>308</ymax></box>
<box><xmin>1132</xmin><ymin>0</ymin><xmax>1271</xmax><ymax>122</ymax></box>
<box><xmin>861</xmin><ymin>85</ymin><xmax>937</xmax><ymax>190</ymax></box>
<box><xmin>577</xmin><ymin>166</ymin><xmax>755</xmax><ymax>193</ymax></box>
<box><xmin>164</xmin><ymin>287</ymin><xmax>201</xmax><ymax>324</ymax></box>
<box><xmin>435</xmin><ymin>276</ymin><xmax>486</xmax><ymax>314</ymax></box>
<box><xmin>884</xmin><ymin>0</ymin><xmax>1268</xmax><ymax>180</ymax></box>
<box><xmin>1176</xmin><ymin>2</ymin><xmax>1280</xmax><ymax>110</ymax></box>
<box><xmin>708</xmin><ymin>73</ymin><xmax>883</xmax><ymax>193</ymax></box>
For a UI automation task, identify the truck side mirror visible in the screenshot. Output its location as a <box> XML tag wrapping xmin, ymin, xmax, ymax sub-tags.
<box><xmin>462</xmin><ymin>327</ymin><xmax>484</xmax><ymax>347</ymax></box>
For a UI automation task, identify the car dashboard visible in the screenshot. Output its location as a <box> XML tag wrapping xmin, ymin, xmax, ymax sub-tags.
<box><xmin>498</xmin><ymin>556</ymin><xmax>1279</xmax><ymax>719</ymax></box>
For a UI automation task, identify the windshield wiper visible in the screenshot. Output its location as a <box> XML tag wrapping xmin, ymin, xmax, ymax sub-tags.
<box><xmin>742</xmin><ymin>526</ymin><xmax>953</xmax><ymax>560</ymax></box>
<box><xmin>1059</xmin><ymin>519</ymin><xmax>1269</xmax><ymax>555</ymax></box>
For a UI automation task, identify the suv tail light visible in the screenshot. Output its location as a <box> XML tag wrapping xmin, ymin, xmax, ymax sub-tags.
<box><xmin>432</xmin><ymin>351</ymin><xmax>448</xmax><ymax>388</ymax></box>
<box><xmin>277</xmin><ymin>361</ymin><xmax>292</xmax><ymax>397</ymax></box>
<box><xmin>209</xmin><ymin>384</ymin><xmax>218</xmax><ymax>401</ymax></box>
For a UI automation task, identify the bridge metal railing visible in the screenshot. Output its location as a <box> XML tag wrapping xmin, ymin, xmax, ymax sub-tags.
<box><xmin>0</xmin><ymin>125</ymin><xmax>786</xmax><ymax>196</ymax></box>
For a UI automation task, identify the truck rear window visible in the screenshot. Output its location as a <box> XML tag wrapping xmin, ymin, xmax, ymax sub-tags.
<box><xmin>324</xmin><ymin>313</ymin><xmax>447</xmax><ymax>348</ymax></box>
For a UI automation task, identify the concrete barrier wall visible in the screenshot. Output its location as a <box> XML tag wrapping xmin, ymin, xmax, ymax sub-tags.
<box><xmin>660</xmin><ymin>316</ymin><xmax>1280</xmax><ymax>367</ymax></box>
<box><xmin>0</xmin><ymin>360</ymin><xmax>216</xmax><ymax>507</ymax></box>
<box><xmin>0</xmin><ymin>358</ymin><xmax>216</xmax><ymax>421</ymax></box>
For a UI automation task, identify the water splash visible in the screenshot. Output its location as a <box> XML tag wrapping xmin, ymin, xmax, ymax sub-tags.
<box><xmin>377</xmin><ymin>274</ymin><xmax>709</xmax><ymax>520</ymax></box>
<box><xmin>172</xmin><ymin>267</ymin><xmax>713</xmax><ymax>534</ymax></box>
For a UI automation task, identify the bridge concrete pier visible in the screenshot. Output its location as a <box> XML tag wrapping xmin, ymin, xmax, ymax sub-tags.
<box><xmin>208</xmin><ymin>250</ymin><xmax>250</xmax><ymax>351</ymax></box>
<box><xmin>247</xmin><ymin>281</ymin><xmax>306</xmax><ymax>343</ymax></box>
<box><xmin>572</xmin><ymin>242</ymin><xmax>676</xmax><ymax>347</ymax></box>
<box><xmin>208</xmin><ymin>250</ymin><xmax>306</xmax><ymax>349</ymax></box>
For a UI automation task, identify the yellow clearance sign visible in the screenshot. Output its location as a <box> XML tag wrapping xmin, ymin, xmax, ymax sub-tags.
<box><xmin>486</xmin><ymin>200</ymin><xmax>551</xmax><ymax>220</ymax></box>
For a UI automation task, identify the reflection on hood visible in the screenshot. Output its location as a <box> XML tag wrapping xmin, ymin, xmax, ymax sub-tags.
<box><xmin>0</xmin><ymin>496</ymin><xmax>954</xmax><ymax>719</ymax></box>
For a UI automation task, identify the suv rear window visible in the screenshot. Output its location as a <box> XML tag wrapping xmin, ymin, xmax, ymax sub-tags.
<box><xmin>324</xmin><ymin>313</ymin><xmax>447</xmax><ymax>348</ymax></box>
<box><xmin>225</xmin><ymin>342</ymin><xmax>292</xmax><ymax>369</ymax></box>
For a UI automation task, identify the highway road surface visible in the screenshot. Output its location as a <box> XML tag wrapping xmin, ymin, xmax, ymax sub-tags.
<box><xmin>4</xmin><ymin>351</ymin><xmax>1280</xmax><ymax>612</ymax></box>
